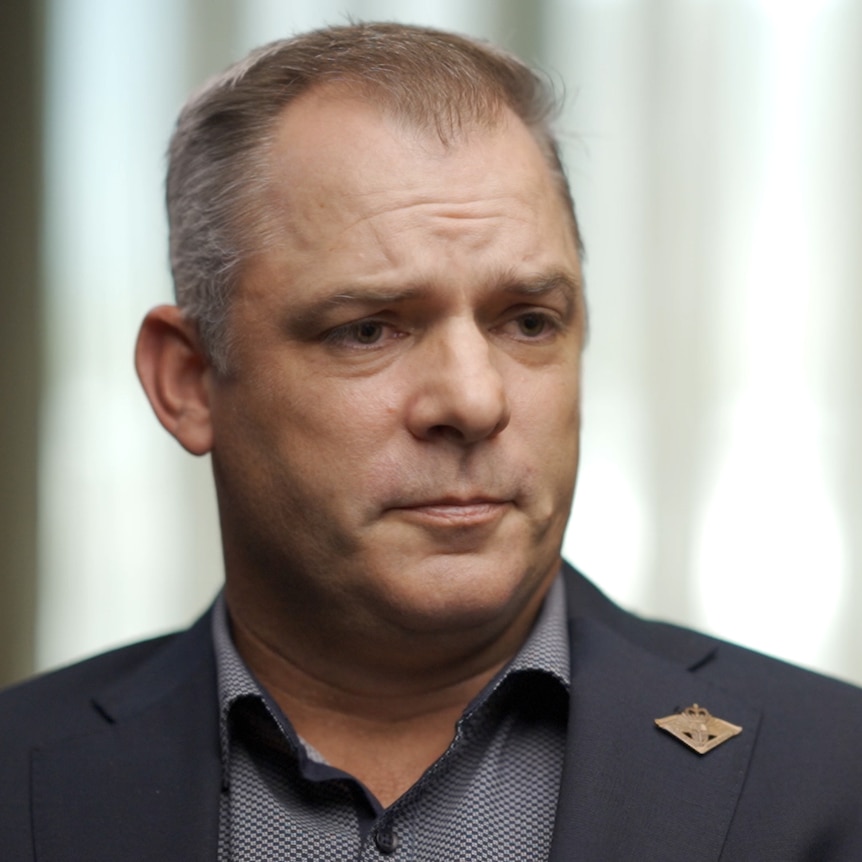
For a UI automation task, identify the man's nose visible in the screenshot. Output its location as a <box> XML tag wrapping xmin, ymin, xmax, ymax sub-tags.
<box><xmin>405</xmin><ymin>321</ymin><xmax>511</xmax><ymax>444</ymax></box>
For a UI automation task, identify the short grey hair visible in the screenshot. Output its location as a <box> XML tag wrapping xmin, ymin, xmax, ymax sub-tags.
<box><xmin>166</xmin><ymin>21</ymin><xmax>580</xmax><ymax>373</ymax></box>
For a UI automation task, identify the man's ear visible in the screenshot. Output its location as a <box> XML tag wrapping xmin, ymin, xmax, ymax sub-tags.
<box><xmin>135</xmin><ymin>305</ymin><xmax>215</xmax><ymax>456</ymax></box>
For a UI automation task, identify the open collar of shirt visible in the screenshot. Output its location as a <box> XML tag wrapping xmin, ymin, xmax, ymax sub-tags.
<box><xmin>211</xmin><ymin>571</ymin><xmax>571</xmax><ymax>787</ymax></box>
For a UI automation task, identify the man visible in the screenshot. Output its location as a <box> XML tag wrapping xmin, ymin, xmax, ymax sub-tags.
<box><xmin>2</xmin><ymin>21</ymin><xmax>861</xmax><ymax>861</ymax></box>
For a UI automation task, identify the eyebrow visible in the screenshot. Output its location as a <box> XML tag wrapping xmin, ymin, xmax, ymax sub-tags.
<box><xmin>284</xmin><ymin>269</ymin><xmax>583</xmax><ymax>336</ymax></box>
<box><xmin>495</xmin><ymin>270</ymin><xmax>581</xmax><ymax>319</ymax></box>
<box><xmin>284</xmin><ymin>286</ymin><xmax>430</xmax><ymax>335</ymax></box>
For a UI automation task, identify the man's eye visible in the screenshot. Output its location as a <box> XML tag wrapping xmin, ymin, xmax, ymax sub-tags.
<box><xmin>516</xmin><ymin>312</ymin><xmax>550</xmax><ymax>337</ymax></box>
<box><xmin>324</xmin><ymin>319</ymin><xmax>390</xmax><ymax>348</ymax></box>
<box><xmin>352</xmin><ymin>321</ymin><xmax>384</xmax><ymax>344</ymax></box>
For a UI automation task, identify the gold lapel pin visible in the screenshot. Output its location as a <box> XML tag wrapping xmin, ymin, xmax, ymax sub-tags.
<box><xmin>655</xmin><ymin>704</ymin><xmax>742</xmax><ymax>755</ymax></box>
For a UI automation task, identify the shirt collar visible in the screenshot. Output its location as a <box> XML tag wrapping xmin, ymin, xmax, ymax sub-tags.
<box><xmin>506</xmin><ymin>571</ymin><xmax>570</xmax><ymax>688</ymax></box>
<box><xmin>211</xmin><ymin>593</ymin><xmax>261</xmax><ymax>787</ymax></box>
<box><xmin>211</xmin><ymin>570</ymin><xmax>571</xmax><ymax>778</ymax></box>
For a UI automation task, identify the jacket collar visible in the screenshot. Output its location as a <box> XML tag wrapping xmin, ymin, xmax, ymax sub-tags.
<box><xmin>31</xmin><ymin>610</ymin><xmax>222</xmax><ymax>862</ymax></box>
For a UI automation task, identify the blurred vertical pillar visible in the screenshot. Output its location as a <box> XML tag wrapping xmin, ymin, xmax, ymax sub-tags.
<box><xmin>637</xmin><ymin>1</ymin><xmax>729</xmax><ymax>623</ymax></box>
<box><xmin>486</xmin><ymin>0</ymin><xmax>545</xmax><ymax>60</ymax></box>
<box><xmin>183</xmin><ymin>0</ymin><xmax>242</xmax><ymax>83</ymax></box>
<box><xmin>835</xmin><ymin>7</ymin><xmax>862</xmax><ymax>684</ymax></box>
<box><xmin>0</xmin><ymin>0</ymin><xmax>43</xmax><ymax>686</ymax></box>
<box><xmin>809</xmin><ymin>0</ymin><xmax>862</xmax><ymax>681</ymax></box>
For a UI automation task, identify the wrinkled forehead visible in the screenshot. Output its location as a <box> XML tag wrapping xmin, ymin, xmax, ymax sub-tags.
<box><xmin>242</xmin><ymin>86</ymin><xmax>578</xmax><ymax>258</ymax></box>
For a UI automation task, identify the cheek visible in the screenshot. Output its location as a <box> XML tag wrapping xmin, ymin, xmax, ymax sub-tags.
<box><xmin>263</xmin><ymin>378</ymin><xmax>406</xmax><ymax>487</ymax></box>
<box><xmin>510</xmin><ymin>358</ymin><xmax>581</xmax><ymax>426</ymax></box>
<box><xmin>304</xmin><ymin>385</ymin><xmax>402</xmax><ymax>450</ymax></box>
<box><xmin>520</xmin><ymin>368</ymin><xmax>581</xmax><ymax>487</ymax></box>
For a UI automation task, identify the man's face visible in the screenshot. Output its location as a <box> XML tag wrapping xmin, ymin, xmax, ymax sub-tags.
<box><xmin>209</xmin><ymin>91</ymin><xmax>584</xmax><ymax>641</ymax></box>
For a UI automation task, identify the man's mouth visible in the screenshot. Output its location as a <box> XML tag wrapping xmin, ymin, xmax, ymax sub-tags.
<box><xmin>392</xmin><ymin>498</ymin><xmax>511</xmax><ymax>527</ymax></box>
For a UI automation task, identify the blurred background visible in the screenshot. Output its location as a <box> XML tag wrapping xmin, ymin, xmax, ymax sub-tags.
<box><xmin>2</xmin><ymin>0</ymin><xmax>860</xmax><ymax>688</ymax></box>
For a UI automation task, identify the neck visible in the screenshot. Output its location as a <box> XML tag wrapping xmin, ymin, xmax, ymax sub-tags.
<box><xmin>224</xmin><ymin>575</ymin><xmax>553</xmax><ymax>806</ymax></box>
<box><xmin>226</xmin><ymin>591</ymin><xmax>541</xmax><ymax>718</ymax></box>
<box><xmin>228</xmin><ymin>604</ymin><xmax>530</xmax><ymax>807</ymax></box>
<box><xmin>223</xmin><ymin>556</ymin><xmax>557</xmax><ymax>703</ymax></box>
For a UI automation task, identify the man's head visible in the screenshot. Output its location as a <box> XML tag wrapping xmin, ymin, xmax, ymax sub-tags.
<box><xmin>166</xmin><ymin>21</ymin><xmax>580</xmax><ymax>373</ymax></box>
<box><xmin>137</xmin><ymin>22</ymin><xmax>585</xmax><ymax>673</ymax></box>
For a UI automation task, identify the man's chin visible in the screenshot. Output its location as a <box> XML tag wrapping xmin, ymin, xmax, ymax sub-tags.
<box><xmin>366</xmin><ymin>550</ymin><xmax>557</xmax><ymax>636</ymax></box>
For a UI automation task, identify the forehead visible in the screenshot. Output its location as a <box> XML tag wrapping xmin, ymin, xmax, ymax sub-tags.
<box><xmin>266</xmin><ymin>91</ymin><xmax>563</xmax><ymax>216</ymax></box>
<box><xmin>235</xmin><ymin>91</ymin><xmax>580</xmax><ymax>310</ymax></box>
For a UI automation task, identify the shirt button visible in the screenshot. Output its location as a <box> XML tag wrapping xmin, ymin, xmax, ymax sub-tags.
<box><xmin>374</xmin><ymin>827</ymin><xmax>400</xmax><ymax>855</ymax></box>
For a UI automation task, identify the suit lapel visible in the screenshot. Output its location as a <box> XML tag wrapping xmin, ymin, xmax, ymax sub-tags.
<box><xmin>31</xmin><ymin>613</ymin><xmax>222</xmax><ymax>862</ymax></box>
<box><xmin>549</xmin><ymin>571</ymin><xmax>760</xmax><ymax>861</ymax></box>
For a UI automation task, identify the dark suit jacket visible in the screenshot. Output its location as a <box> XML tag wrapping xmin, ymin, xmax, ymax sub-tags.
<box><xmin>2</xmin><ymin>565</ymin><xmax>862</xmax><ymax>860</ymax></box>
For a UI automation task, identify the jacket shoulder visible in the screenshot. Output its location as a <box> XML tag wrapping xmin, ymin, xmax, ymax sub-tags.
<box><xmin>0</xmin><ymin>634</ymin><xmax>177</xmax><ymax>744</ymax></box>
<box><xmin>563</xmin><ymin>564</ymin><xmax>862</xmax><ymax>856</ymax></box>
<box><xmin>562</xmin><ymin>561</ymin><xmax>862</xmax><ymax>705</ymax></box>
<box><xmin>0</xmin><ymin>613</ymin><xmax>219</xmax><ymax>861</ymax></box>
